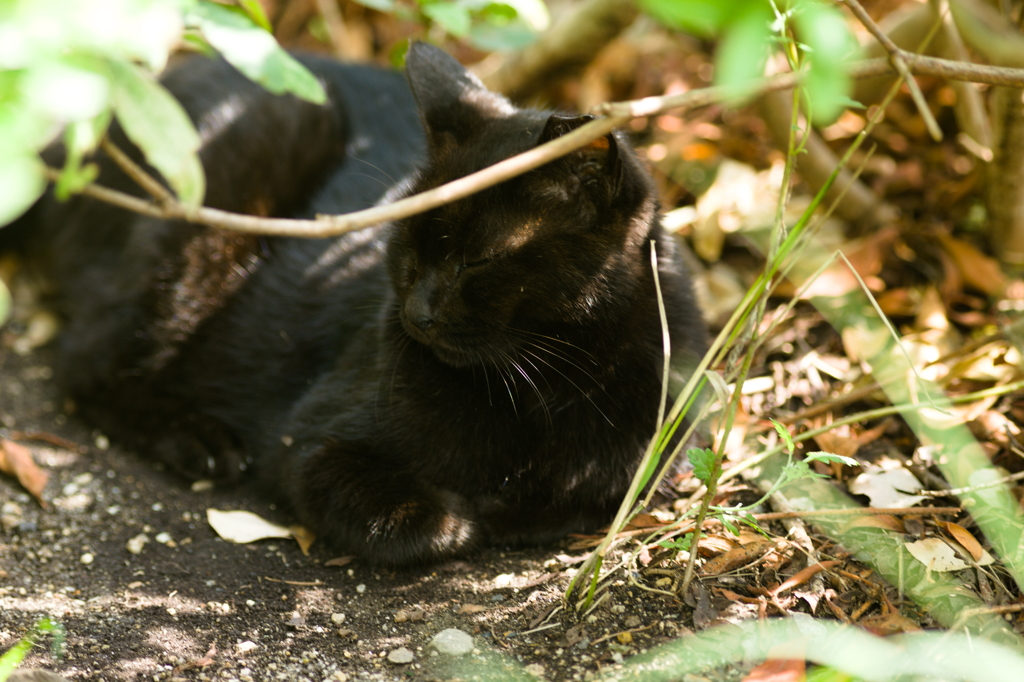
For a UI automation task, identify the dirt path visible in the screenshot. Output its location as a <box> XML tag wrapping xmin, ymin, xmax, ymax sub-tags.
<box><xmin>1</xmin><ymin>345</ymin><xmax>698</xmax><ymax>682</ymax></box>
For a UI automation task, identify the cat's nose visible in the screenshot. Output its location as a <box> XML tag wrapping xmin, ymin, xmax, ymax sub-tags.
<box><xmin>404</xmin><ymin>294</ymin><xmax>436</xmax><ymax>331</ymax></box>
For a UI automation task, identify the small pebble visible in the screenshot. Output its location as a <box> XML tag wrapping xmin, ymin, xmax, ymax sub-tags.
<box><xmin>236</xmin><ymin>641</ymin><xmax>258</xmax><ymax>654</ymax></box>
<box><xmin>387</xmin><ymin>647</ymin><xmax>414</xmax><ymax>664</ymax></box>
<box><xmin>429</xmin><ymin>628</ymin><xmax>474</xmax><ymax>656</ymax></box>
<box><xmin>80</xmin><ymin>553</ymin><xmax>94</xmax><ymax>565</ymax></box>
<box><xmin>355</xmin><ymin>584</ymin><xmax>366</xmax><ymax>594</ymax></box>
<box><xmin>94</xmin><ymin>434</ymin><xmax>110</xmax><ymax>450</ymax></box>
<box><xmin>126</xmin><ymin>534</ymin><xmax>149</xmax><ymax>555</ymax></box>
<box><xmin>331</xmin><ymin>613</ymin><xmax>346</xmax><ymax>625</ymax></box>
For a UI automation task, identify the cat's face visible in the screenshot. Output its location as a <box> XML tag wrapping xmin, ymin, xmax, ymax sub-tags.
<box><xmin>386</xmin><ymin>44</ymin><xmax>658</xmax><ymax>368</ymax></box>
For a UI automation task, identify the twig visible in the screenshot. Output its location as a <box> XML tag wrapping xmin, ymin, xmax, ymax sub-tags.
<box><xmin>100</xmin><ymin>138</ymin><xmax>174</xmax><ymax>206</ymax></box>
<box><xmin>53</xmin><ymin>54</ymin><xmax>1024</xmax><ymax>240</ymax></box>
<box><xmin>50</xmin><ymin>114</ymin><xmax>627</xmax><ymax>237</ymax></box>
<box><xmin>843</xmin><ymin>0</ymin><xmax>943</xmax><ymax>141</ymax></box>
<box><xmin>918</xmin><ymin>468</ymin><xmax>1024</xmax><ymax>497</ymax></box>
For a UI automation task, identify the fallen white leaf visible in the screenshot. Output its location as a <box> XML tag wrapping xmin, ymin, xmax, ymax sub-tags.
<box><xmin>848</xmin><ymin>462</ymin><xmax>926</xmax><ymax>508</ymax></box>
<box><xmin>906</xmin><ymin>537</ymin><xmax>995</xmax><ymax>572</ymax></box>
<box><xmin>206</xmin><ymin>509</ymin><xmax>292</xmax><ymax>544</ymax></box>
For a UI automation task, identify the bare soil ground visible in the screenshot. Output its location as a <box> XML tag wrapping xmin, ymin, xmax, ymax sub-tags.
<box><xmin>1</xmin><ymin>344</ymin><xmax>721</xmax><ymax>682</ymax></box>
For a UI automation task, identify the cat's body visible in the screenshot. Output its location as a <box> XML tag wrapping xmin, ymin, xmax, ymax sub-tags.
<box><xmin>6</xmin><ymin>43</ymin><xmax>707</xmax><ymax>565</ymax></box>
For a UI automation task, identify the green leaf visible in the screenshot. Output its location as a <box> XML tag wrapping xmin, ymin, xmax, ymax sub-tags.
<box><xmin>107</xmin><ymin>59</ymin><xmax>205</xmax><ymax>207</ymax></box>
<box><xmin>805</xmin><ymin>451</ymin><xmax>858</xmax><ymax>468</ymax></box>
<box><xmin>638</xmin><ymin>0</ymin><xmax>747</xmax><ymax>37</ymax></box>
<box><xmin>350</xmin><ymin>0</ymin><xmax>396</xmax><ymax>11</ymax></box>
<box><xmin>0</xmin><ymin>154</ymin><xmax>45</xmax><ymax>228</ymax></box>
<box><xmin>0</xmin><ymin>273</ymin><xmax>10</xmax><ymax>328</ymax></box>
<box><xmin>687</xmin><ymin>447</ymin><xmax>716</xmax><ymax>485</ymax></box>
<box><xmin>793</xmin><ymin>0</ymin><xmax>855</xmax><ymax>123</ymax></box>
<box><xmin>714</xmin><ymin>3</ymin><xmax>773</xmax><ymax>100</ymax></box>
<box><xmin>770</xmin><ymin>418</ymin><xmax>795</xmax><ymax>455</ymax></box>
<box><xmin>494</xmin><ymin>0</ymin><xmax>549</xmax><ymax>30</ymax></box>
<box><xmin>467</xmin><ymin>19</ymin><xmax>538</xmax><ymax>51</ymax></box>
<box><xmin>189</xmin><ymin>1</ymin><xmax>327</xmax><ymax>104</ymax></box>
<box><xmin>423</xmin><ymin>2</ymin><xmax>472</xmax><ymax>37</ymax></box>
<box><xmin>237</xmin><ymin>0</ymin><xmax>272</xmax><ymax>31</ymax></box>
<box><xmin>21</xmin><ymin>56</ymin><xmax>110</xmax><ymax>122</ymax></box>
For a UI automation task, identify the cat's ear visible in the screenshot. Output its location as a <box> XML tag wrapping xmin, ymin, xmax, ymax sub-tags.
<box><xmin>540</xmin><ymin>114</ymin><xmax>621</xmax><ymax>196</ymax></box>
<box><xmin>405</xmin><ymin>41</ymin><xmax>513</xmax><ymax>143</ymax></box>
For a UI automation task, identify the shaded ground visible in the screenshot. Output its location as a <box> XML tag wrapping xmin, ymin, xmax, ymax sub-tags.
<box><xmin>0</xmin><ymin>344</ymin><xmax>719</xmax><ymax>682</ymax></box>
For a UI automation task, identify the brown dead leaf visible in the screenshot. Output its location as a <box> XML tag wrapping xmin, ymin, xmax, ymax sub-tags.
<box><xmin>915</xmin><ymin>286</ymin><xmax>949</xmax><ymax>331</ymax></box>
<box><xmin>858</xmin><ymin>610</ymin><xmax>921</xmax><ymax>636</ymax></box>
<box><xmin>173</xmin><ymin>643</ymin><xmax>217</xmax><ymax>674</ymax></box>
<box><xmin>942</xmin><ymin>522</ymin><xmax>984</xmax><ymax>561</ymax></box>
<box><xmin>742</xmin><ymin>659</ymin><xmax>806</xmax><ymax>682</ymax></box>
<box><xmin>701</xmin><ymin>537</ymin><xmax>775</xmax><ymax>576</ymax></box>
<box><xmin>938</xmin><ymin>233</ymin><xmax>1006</xmax><ymax>296</ymax></box>
<box><xmin>800</xmin><ymin>226</ymin><xmax>896</xmax><ymax>299</ymax></box>
<box><xmin>395</xmin><ymin>606</ymin><xmax>427</xmax><ymax>622</ymax></box>
<box><xmin>812</xmin><ymin>420</ymin><xmax>888</xmax><ymax>461</ymax></box>
<box><xmin>456</xmin><ymin>604</ymin><xmax>489</xmax><ymax>615</ymax></box>
<box><xmin>0</xmin><ymin>439</ymin><xmax>48</xmax><ymax>506</ymax></box>
<box><xmin>842</xmin><ymin>514</ymin><xmax>906</xmax><ymax>533</ymax></box>
<box><xmin>290</xmin><ymin>525</ymin><xmax>315</xmax><ymax>555</ymax></box>
<box><xmin>626</xmin><ymin>513</ymin><xmax>666</xmax><ymax>529</ymax></box>
<box><xmin>324</xmin><ymin>556</ymin><xmax>354</xmax><ymax>567</ymax></box>
<box><xmin>697</xmin><ymin>534</ymin><xmax>738</xmax><ymax>555</ymax></box>
<box><xmin>770</xmin><ymin>561</ymin><xmax>841</xmax><ymax>596</ymax></box>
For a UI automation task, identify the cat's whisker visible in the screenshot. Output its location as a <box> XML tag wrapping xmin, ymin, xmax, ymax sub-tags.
<box><xmin>507</xmin><ymin>353</ymin><xmax>552</xmax><ymax>426</ymax></box>
<box><xmin>520</xmin><ymin>348</ymin><xmax>615</xmax><ymax>427</ymax></box>
<box><xmin>507</xmin><ymin>327</ymin><xmax>600</xmax><ymax>365</ymax></box>
<box><xmin>347</xmin><ymin>156</ymin><xmax>399</xmax><ymax>185</ymax></box>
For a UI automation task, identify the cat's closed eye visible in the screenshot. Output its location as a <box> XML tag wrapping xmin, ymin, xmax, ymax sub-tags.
<box><xmin>456</xmin><ymin>258</ymin><xmax>492</xmax><ymax>274</ymax></box>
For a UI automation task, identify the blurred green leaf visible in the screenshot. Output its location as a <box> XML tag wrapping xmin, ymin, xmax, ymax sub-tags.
<box><xmin>107</xmin><ymin>59</ymin><xmax>205</xmax><ymax>207</ymax></box>
<box><xmin>0</xmin><ymin>154</ymin><xmax>45</xmax><ymax>227</ymax></box>
<box><xmin>189</xmin><ymin>1</ymin><xmax>327</xmax><ymax>104</ymax></box>
<box><xmin>423</xmin><ymin>2</ymin><xmax>472</xmax><ymax>37</ymax></box>
<box><xmin>793</xmin><ymin>0</ymin><xmax>855</xmax><ymax>123</ymax></box>
<box><xmin>350</xmin><ymin>0</ymin><xmax>396</xmax><ymax>11</ymax></box>
<box><xmin>21</xmin><ymin>56</ymin><xmax>110</xmax><ymax>122</ymax></box>
<box><xmin>237</xmin><ymin>0</ymin><xmax>272</xmax><ymax>31</ymax></box>
<box><xmin>714</xmin><ymin>2</ymin><xmax>773</xmax><ymax>100</ymax></box>
<box><xmin>639</xmin><ymin>0</ymin><xmax>746</xmax><ymax>37</ymax></box>
<box><xmin>770</xmin><ymin>418</ymin><xmax>794</xmax><ymax>454</ymax></box>
<box><xmin>468</xmin><ymin>19</ymin><xmax>538</xmax><ymax>50</ymax></box>
<box><xmin>0</xmin><ymin>276</ymin><xmax>10</xmax><ymax>328</ymax></box>
<box><xmin>495</xmin><ymin>0</ymin><xmax>548</xmax><ymax>30</ymax></box>
<box><xmin>805</xmin><ymin>451</ymin><xmax>858</xmax><ymax>467</ymax></box>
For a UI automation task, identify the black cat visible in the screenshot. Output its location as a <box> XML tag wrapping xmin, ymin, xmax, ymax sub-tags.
<box><xmin>5</xmin><ymin>42</ymin><xmax>707</xmax><ymax>565</ymax></box>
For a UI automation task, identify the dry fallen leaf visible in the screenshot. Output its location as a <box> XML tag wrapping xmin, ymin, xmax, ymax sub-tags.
<box><xmin>206</xmin><ymin>509</ymin><xmax>292</xmax><ymax>544</ymax></box>
<box><xmin>742</xmin><ymin>658</ymin><xmax>806</xmax><ymax>682</ymax></box>
<box><xmin>701</xmin><ymin>537</ymin><xmax>775</xmax><ymax>576</ymax></box>
<box><xmin>942</xmin><ymin>522</ymin><xmax>984</xmax><ymax>561</ymax></box>
<box><xmin>289</xmin><ymin>524</ymin><xmax>316</xmax><ymax>555</ymax></box>
<box><xmin>938</xmin><ymin>233</ymin><xmax>1006</xmax><ymax>296</ymax></box>
<box><xmin>842</xmin><ymin>514</ymin><xmax>906</xmax><ymax>533</ymax></box>
<box><xmin>0</xmin><ymin>439</ymin><xmax>48</xmax><ymax>506</ymax></box>
<box><xmin>905</xmin><ymin>537</ymin><xmax>994</xmax><ymax>571</ymax></box>
<box><xmin>848</xmin><ymin>461</ymin><xmax>926</xmax><ymax>508</ymax></box>
<box><xmin>456</xmin><ymin>604</ymin><xmax>489</xmax><ymax>615</ymax></box>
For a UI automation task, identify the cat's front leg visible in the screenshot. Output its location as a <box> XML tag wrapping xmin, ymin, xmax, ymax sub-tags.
<box><xmin>279</xmin><ymin>441</ymin><xmax>478</xmax><ymax>565</ymax></box>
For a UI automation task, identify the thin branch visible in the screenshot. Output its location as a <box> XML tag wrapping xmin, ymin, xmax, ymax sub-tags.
<box><xmin>843</xmin><ymin>0</ymin><xmax>943</xmax><ymax>141</ymax></box>
<box><xmin>100</xmin><ymin>138</ymin><xmax>174</xmax><ymax>206</ymax></box>
<box><xmin>56</xmin><ymin>114</ymin><xmax>627</xmax><ymax>237</ymax></box>
<box><xmin>59</xmin><ymin>54</ymin><xmax>1024</xmax><ymax>238</ymax></box>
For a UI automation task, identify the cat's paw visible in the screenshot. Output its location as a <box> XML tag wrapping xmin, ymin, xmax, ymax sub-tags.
<box><xmin>363</xmin><ymin>488</ymin><xmax>477</xmax><ymax>563</ymax></box>
<box><xmin>151</xmin><ymin>414</ymin><xmax>246</xmax><ymax>483</ymax></box>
